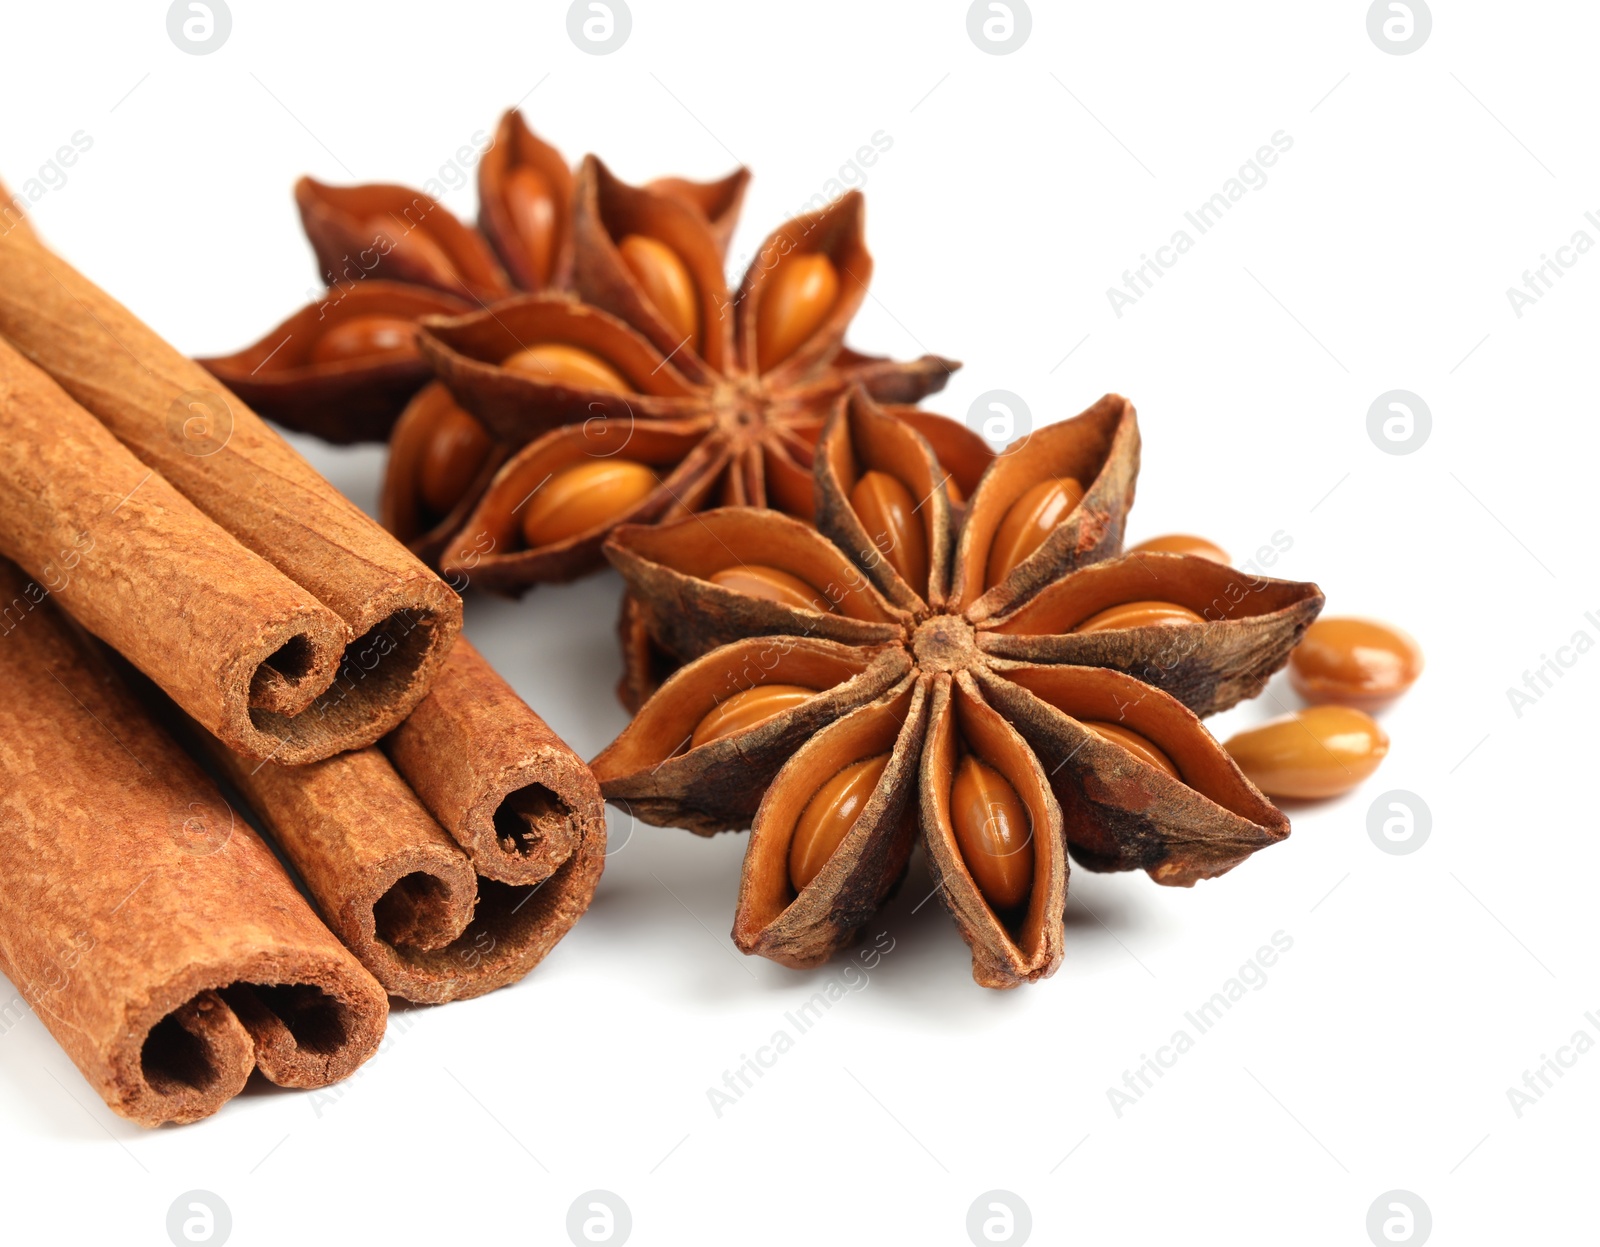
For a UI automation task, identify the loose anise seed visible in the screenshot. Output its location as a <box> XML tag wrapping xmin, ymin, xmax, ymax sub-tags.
<box><xmin>756</xmin><ymin>253</ymin><xmax>838</xmax><ymax>373</ymax></box>
<box><xmin>1073</xmin><ymin>601</ymin><xmax>1205</xmax><ymax>633</ymax></box>
<box><xmin>950</xmin><ymin>755</ymin><xmax>1033</xmax><ymax>911</ymax></box>
<box><xmin>690</xmin><ymin>684</ymin><xmax>818</xmax><ymax>750</ymax></box>
<box><xmin>520</xmin><ymin>460</ymin><xmax>659</xmax><ymax>548</ymax></box>
<box><xmin>1223</xmin><ymin>706</ymin><xmax>1389</xmax><ymax>800</ymax></box>
<box><xmin>849</xmin><ymin>470</ymin><xmax>929</xmax><ymax>591</ymax></box>
<box><xmin>985</xmin><ymin>476</ymin><xmax>1085</xmax><ymax>589</ymax></box>
<box><xmin>503</xmin><ymin>165</ymin><xmax>558</xmax><ymax>289</ymax></box>
<box><xmin>708</xmin><ymin>565</ymin><xmax>836</xmax><ymax>613</ymax></box>
<box><xmin>1129</xmin><ymin>533</ymin><xmax>1230</xmax><ymax>564</ymax></box>
<box><xmin>789</xmin><ymin>753</ymin><xmax>890</xmax><ymax>892</ymax></box>
<box><xmin>417</xmin><ymin>403</ymin><xmax>493</xmax><ymax>516</ymax></box>
<box><xmin>501</xmin><ymin>343</ymin><xmax>630</xmax><ymax>392</ymax></box>
<box><xmin>1289</xmin><ymin>617</ymin><xmax>1423</xmax><ymax>709</ymax></box>
<box><xmin>307</xmin><ymin>315</ymin><xmax>420</xmax><ymax>366</ymax></box>
<box><xmin>368</xmin><ymin>216</ymin><xmax>460</xmax><ymax>287</ymax></box>
<box><xmin>618</xmin><ymin>234</ymin><xmax>699</xmax><ymax>351</ymax></box>
<box><xmin>1080</xmin><ymin>721</ymin><xmax>1179</xmax><ymax>778</ymax></box>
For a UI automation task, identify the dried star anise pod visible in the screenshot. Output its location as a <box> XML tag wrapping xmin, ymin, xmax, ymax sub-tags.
<box><xmin>419</xmin><ymin>156</ymin><xmax>977</xmax><ymax>594</ymax></box>
<box><xmin>591</xmin><ymin>392</ymin><xmax>1325</xmax><ymax>987</ymax></box>
<box><xmin>199</xmin><ymin>107</ymin><xmax>746</xmax><ymax>452</ymax></box>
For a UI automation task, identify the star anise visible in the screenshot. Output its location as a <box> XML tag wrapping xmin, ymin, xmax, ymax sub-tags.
<box><xmin>416</xmin><ymin>156</ymin><xmax>978</xmax><ymax>594</ymax></box>
<box><xmin>197</xmin><ymin>108</ymin><xmax>747</xmax><ymax>510</ymax></box>
<box><xmin>591</xmin><ymin>392</ymin><xmax>1324</xmax><ymax>987</ymax></box>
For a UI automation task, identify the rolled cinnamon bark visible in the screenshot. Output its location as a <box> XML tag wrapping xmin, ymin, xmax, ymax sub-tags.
<box><xmin>0</xmin><ymin>337</ymin><xmax>353</xmax><ymax>759</ymax></box>
<box><xmin>0</xmin><ymin>230</ymin><xmax>462</xmax><ymax>757</ymax></box>
<box><xmin>0</xmin><ymin>558</ymin><xmax>387</xmax><ymax>1127</ymax></box>
<box><xmin>204</xmin><ymin>644</ymin><xmax>606</xmax><ymax>1003</ymax></box>
<box><xmin>385</xmin><ymin>639</ymin><xmax>598</xmax><ymax>885</ymax></box>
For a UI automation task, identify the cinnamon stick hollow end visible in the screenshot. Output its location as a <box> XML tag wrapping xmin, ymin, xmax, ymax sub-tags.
<box><xmin>210</xmin><ymin>689</ymin><xmax>606</xmax><ymax>1004</ymax></box>
<box><xmin>0</xmin><ymin>559</ymin><xmax>387</xmax><ymax>1127</ymax></box>
<box><xmin>385</xmin><ymin>640</ymin><xmax>606</xmax><ymax>887</ymax></box>
<box><xmin>0</xmin><ymin>337</ymin><xmax>353</xmax><ymax>758</ymax></box>
<box><xmin>0</xmin><ymin>231</ymin><xmax>465</xmax><ymax>760</ymax></box>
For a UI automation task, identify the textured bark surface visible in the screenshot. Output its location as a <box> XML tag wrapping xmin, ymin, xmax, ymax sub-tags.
<box><xmin>0</xmin><ymin>230</ymin><xmax>464</xmax><ymax>759</ymax></box>
<box><xmin>206</xmin><ymin>640</ymin><xmax>604</xmax><ymax>1003</ymax></box>
<box><xmin>197</xmin><ymin>281</ymin><xmax>470</xmax><ymax>444</ymax></box>
<box><xmin>386</xmin><ymin>639</ymin><xmax>605</xmax><ymax>886</ymax></box>
<box><xmin>0</xmin><ymin>560</ymin><xmax>386</xmax><ymax>1126</ymax></box>
<box><xmin>0</xmin><ymin>340</ymin><xmax>350</xmax><ymax>758</ymax></box>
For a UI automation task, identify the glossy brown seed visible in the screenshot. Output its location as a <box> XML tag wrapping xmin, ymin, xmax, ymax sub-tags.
<box><xmin>1080</xmin><ymin>721</ymin><xmax>1180</xmax><ymax>779</ymax></box>
<box><xmin>789</xmin><ymin>754</ymin><xmax>890</xmax><ymax>892</ymax></box>
<box><xmin>1074</xmin><ymin>600</ymin><xmax>1205</xmax><ymax>633</ymax></box>
<box><xmin>1129</xmin><ymin>533</ymin><xmax>1230</xmax><ymax>564</ymax></box>
<box><xmin>307</xmin><ymin>315</ymin><xmax>420</xmax><ymax>367</ymax></box>
<box><xmin>690</xmin><ymin>684</ymin><xmax>817</xmax><ymax>750</ymax></box>
<box><xmin>520</xmin><ymin>459</ymin><xmax>658</xmax><ymax>548</ymax></box>
<box><xmin>503</xmin><ymin>165</ymin><xmax>558</xmax><ymax>289</ymax></box>
<box><xmin>618</xmin><ymin>234</ymin><xmax>699</xmax><ymax>351</ymax></box>
<box><xmin>708</xmin><ymin>565</ymin><xmax>836</xmax><ymax>614</ymax></box>
<box><xmin>502</xmin><ymin>343</ymin><xmax>630</xmax><ymax>393</ymax></box>
<box><xmin>1224</xmin><ymin>706</ymin><xmax>1389</xmax><ymax>800</ymax></box>
<box><xmin>950</xmin><ymin>755</ymin><xmax>1033</xmax><ymax>911</ymax></box>
<box><xmin>849</xmin><ymin>470</ymin><xmax>929</xmax><ymax>591</ymax></box>
<box><xmin>368</xmin><ymin>215</ymin><xmax>460</xmax><ymax>287</ymax></box>
<box><xmin>417</xmin><ymin>403</ymin><xmax>493</xmax><ymax>516</ymax></box>
<box><xmin>756</xmin><ymin>253</ymin><xmax>838</xmax><ymax>373</ymax></box>
<box><xmin>985</xmin><ymin>477</ymin><xmax>1084</xmax><ymax>589</ymax></box>
<box><xmin>1289</xmin><ymin>617</ymin><xmax>1423</xmax><ymax>709</ymax></box>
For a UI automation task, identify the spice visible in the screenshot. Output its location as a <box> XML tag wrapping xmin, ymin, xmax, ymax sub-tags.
<box><xmin>1288</xmin><ymin>616</ymin><xmax>1423</xmax><ymax>708</ymax></box>
<box><xmin>1223</xmin><ymin>706</ymin><xmax>1389</xmax><ymax>799</ymax></box>
<box><xmin>423</xmin><ymin>158</ymin><xmax>980</xmax><ymax>593</ymax></box>
<box><xmin>595</xmin><ymin>391</ymin><xmax>1325</xmax><ymax>987</ymax></box>
<box><xmin>0</xmin><ymin>558</ymin><xmax>387</xmax><ymax>1126</ymax></box>
<box><xmin>0</xmin><ymin>227</ymin><xmax>464</xmax><ymax>761</ymax></box>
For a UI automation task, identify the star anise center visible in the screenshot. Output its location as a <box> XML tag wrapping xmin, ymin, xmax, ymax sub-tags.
<box><xmin>708</xmin><ymin>377</ymin><xmax>775</xmax><ymax>448</ymax></box>
<box><xmin>910</xmin><ymin>612</ymin><xmax>980</xmax><ymax>674</ymax></box>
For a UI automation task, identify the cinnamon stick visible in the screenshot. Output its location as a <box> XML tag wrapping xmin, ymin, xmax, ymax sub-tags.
<box><xmin>0</xmin><ymin>337</ymin><xmax>355</xmax><ymax>759</ymax></box>
<box><xmin>385</xmin><ymin>639</ymin><xmax>599</xmax><ymax>885</ymax></box>
<box><xmin>0</xmin><ymin>229</ymin><xmax>463</xmax><ymax>756</ymax></box>
<box><xmin>204</xmin><ymin>643</ymin><xmax>606</xmax><ymax>1003</ymax></box>
<box><xmin>0</xmin><ymin>558</ymin><xmax>387</xmax><ymax>1126</ymax></box>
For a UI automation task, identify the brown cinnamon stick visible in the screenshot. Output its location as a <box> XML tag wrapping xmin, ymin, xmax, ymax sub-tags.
<box><xmin>0</xmin><ymin>229</ymin><xmax>463</xmax><ymax>756</ymax></box>
<box><xmin>0</xmin><ymin>337</ymin><xmax>356</xmax><ymax>758</ymax></box>
<box><xmin>205</xmin><ymin>643</ymin><xmax>606</xmax><ymax>1002</ymax></box>
<box><xmin>385</xmin><ymin>639</ymin><xmax>599</xmax><ymax>885</ymax></box>
<box><xmin>0</xmin><ymin>558</ymin><xmax>387</xmax><ymax>1126</ymax></box>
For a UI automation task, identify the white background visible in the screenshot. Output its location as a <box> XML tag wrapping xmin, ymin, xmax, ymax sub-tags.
<box><xmin>0</xmin><ymin>2</ymin><xmax>1593</xmax><ymax>1244</ymax></box>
